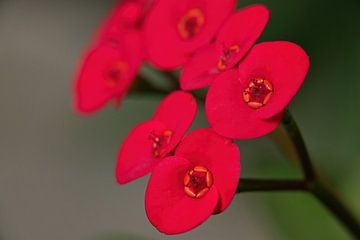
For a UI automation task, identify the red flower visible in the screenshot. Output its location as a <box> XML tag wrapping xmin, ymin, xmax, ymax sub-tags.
<box><xmin>74</xmin><ymin>35</ymin><xmax>143</xmax><ymax>113</ymax></box>
<box><xmin>206</xmin><ymin>41</ymin><xmax>310</xmax><ymax>139</ymax></box>
<box><xmin>144</xmin><ymin>0</ymin><xmax>236</xmax><ymax>70</ymax></box>
<box><xmin>74</xmin><ymin>0</ymin><xmax>152</xmax><ymax>114</ymax></box>
<box><xmin>99</xmin><ymin>0</ymin><xmax>153</xmax><ymax>38</ymax></box>
<box><xmin>116</xmin><ymin>91</ymin><xmax>197</xmax><ymax>184</ymax></box>
<box><xmin>145</xmin><ymin>128</ymin><xmax>240</xmax><ymax>234</ymax></box>
<box><xmin>180</xmin><ymin>4</ymin><xmax>269</xmax><ymax>90</ymax></box>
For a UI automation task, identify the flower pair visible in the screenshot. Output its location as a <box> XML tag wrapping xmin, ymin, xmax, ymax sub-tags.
<box><xmin>146</xmin><ymin>128</ymin><xmax>240</xmax><ymax>234</ymax></box>
<box><xmin>180</xmin><ymin>5</ymin><xmax>309</xmax><ymax>139</ymax></box>
<box><xmin>74</xmin><ymin>0</ymin><xmax>150</xmax><ymax>113</ymax></box>
<box><xmin>116</xmin><ymin>91</ymin><xmax>241</xmax><ymax>234</ymax></box>
<box><xmin>206</xmin><ymin>42</ymin><xmax>309</xmax><ymax>138</ymax></box>
<box><xmin>74</xmin><ymin>0</ymin><xmax>237</xmax><ymax>114</ymax></box>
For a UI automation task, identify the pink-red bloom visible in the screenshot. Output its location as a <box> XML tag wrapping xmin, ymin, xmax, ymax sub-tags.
<box><xmin>206</xmin><ymin>41</ymin><xmax>310</xmax><ymax>139</ymax></box>
<box><xmin>145</xmin><ymin>128</ymin><xmax>240</xmax><ymax>234</ymax></box>
<box><xmin>75</xmin><ymin>35</ymin><xmax>143</xmax><ymax>113</ymax></box>
<box><xmin>98</xmin><ymin>0</ymin><xmax>153</xmax><ymax>38</ymax></box>
<box><xmin>144</xmin><ymin>0</ymin><xmax>236</xmax><ymax>70</ymax></box>
<box><xmin>74</xmin><ymin>0</ymin><xmax>152</xmax><ymax>114</ymax></box>
<box><xmin>180</xmin><ymin>4</ymin><xmax>269</xmax><ymax>90</ymax></box>
<box><xmin>116</xmin><ymin>91</ymin><xmax>197</xmax><ymax>184</ymax></box>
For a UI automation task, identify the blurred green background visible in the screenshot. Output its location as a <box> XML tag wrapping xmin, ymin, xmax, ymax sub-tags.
<box><xmin>0</xmin><ymin>0</ymin><xmax>359</xmax><ymax>239</ymax></box>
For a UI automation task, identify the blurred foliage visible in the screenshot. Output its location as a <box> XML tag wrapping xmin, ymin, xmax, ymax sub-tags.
<box><xmin>234</xmin><ymin>0</ymin><xmax>360</xmax><ymax>239</ymax></box>
<box><xmin>262</xmin><ymin>193</ymin><xmax>348</xmax><ymax>240</ymax></box>
<box><xmin>94</xmin><ymin>233</ymin><xmax>149</xmax><ymax>240</ymax></box>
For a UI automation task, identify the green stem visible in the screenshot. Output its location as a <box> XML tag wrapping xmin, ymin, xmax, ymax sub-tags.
<box><xmin>129</xmin><ymin>75</ymin><xmax>169</xmax><ymax>95</ymax></box>
<box><xmin>162</xmin><ymin>71</ymin><xmax>180</xmax><ymax>86</ymax></box>
<box><xmin>311</xmin><ymin>178</ymin><xmax>360</xmax><ymax>237</ymax></box>
<box><xmin>282</xmin><ymin>109</ymin><xmax>316</xmax><ymax>181</ymax></box>
<box><xmin>282</xmin><ymin>110</ymin><xmax>360</xmax><ymax>238</ymax></box>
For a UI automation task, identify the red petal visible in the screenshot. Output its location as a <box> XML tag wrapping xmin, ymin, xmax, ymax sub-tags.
<box><xmin>180</xmin><ymin>44</ymin><xmax>220</xmax><ymax>90</ymax></box>
<box><xmin>116</xmin><ymin>120</ymin><xmax>166</xmax><ymax>184</ymax></box>
<box><xmin>237</xmin><ymin>41</ymin><xmax>310</xmax><ymax>119</ymax></box>
<box><xmin>175</xmin><ymin>128</ymin><xmax>240</xmax><ymax>213</ymax></box>
<box><xmin>153</xmin><ymin>91</ymin><xmax>197</xmax><ymax>141</ymax></box>
<box><xmin>74</xmin><ymin>35</ymin><xmax>143</xmax><ymax>114</ymax></box>
<box><xmin>144</xmin><ymin>0</ymin><xmax>186</xmax><ymax>69</ymax></box>
<box><xmin>145</xmin><ymin>156</ymin><xmax>219</xmax><ymax>234</ymax></box>
<box><xmin>144</xmin><ymin>0</ymin><xmax>235</xmax><ymax>69</ymax></box>
<box><xmin>74</xmin><ymin>1</ymin><xmax>147</xmax><ymax>114</ymax></box>
<box><xmin>179</xmin><ymin>4</ymin><xmax>269</xmax><ymax>90</ymax></box>
<box><xmin>117</xmin><ymin>91</ymin><xmax>197</xmax><ymax>184</ymax></box>
<box><xmin>215</xmin><ymin>4</ymin><xmax>270</xmax><ymax>69</ymax></box>
<box><xmin>99</xmin><ymin>0</ymin><xmax>144</xmax><ymax>37</ymax></box>
<box><xmin>205</xmin><ymin>70</ymin><xmax>283</xmax><ymax>139</ymax></box>
<box><xmin>74</xmin><ymin>43</ymin><xmax>123</xmax><ymax>113</ymax></box>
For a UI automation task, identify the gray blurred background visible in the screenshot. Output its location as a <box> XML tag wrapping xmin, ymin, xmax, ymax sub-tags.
<box><xmin>0</xmin><ymin>0</ymin><xmax>359</xmax><ymax>239</ymax></box>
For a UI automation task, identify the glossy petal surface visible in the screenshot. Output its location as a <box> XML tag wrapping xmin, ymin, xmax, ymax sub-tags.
<box><xmin>116</xmin><ymin>120</ymin><xmax>166</xmax><ymax>184</ymax></box>
<box><xmin>144</xmin><ymin>0</ymin><xmax>235</xmax><ymax>69</ymax></box>
<box><xmin>237</xmin><ymin>41</ymin><xmax>310</xmax><ymax>119</ymax></box>
<box><xmin>116</xmin><ymin>91</ymin><xmax>197</xmax><ymax>184</ymax></box>
<box><xmin>215</xmin><ymin>4</ymin><xmax>270</xmax><ymax>69</ymax></box>
<box><xmin>145</xmin><ymin>156</ymin><xmax>219</xmax><ymax>234</ymax></box>
<box><xmin>153</xmin><ymin>91</ymin><xmax>197</xmax><ymax>142</ymax></box>
<box><xmin>180</xmin><ymin>44</ymin><xmax>220</xmax><ymax>90</ymax></box>
<box><xmin>180</xmin><ymin>4</ymin><xmax>269</xmax><ymax>90</ymax></box>
<box><xmin>206</xmin><ymin>70</ymin><xmax>284</xmax><ymax>139</ymax></box>
<box><xmin>175</xmin><ymin>128</ymin><xmax>240</xmax><ymax>213</ymax></box>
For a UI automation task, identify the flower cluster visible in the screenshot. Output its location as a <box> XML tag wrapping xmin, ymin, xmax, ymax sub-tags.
<box><xmin>74</xmin><ymin>0</ymin><xmax>309</xmax><ymax>235</ymax></box>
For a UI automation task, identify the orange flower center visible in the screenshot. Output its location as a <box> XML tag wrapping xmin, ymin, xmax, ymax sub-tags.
<box><xmin>184</xmin><ymin>165</ymin><xmax>213</xmax><ymax>199</ymax></box>
<box><xmin>242</xmin><ymin>78</ymin><xmax>274</xmax><ymax>109</ymax></box>
<box><xmin>217</xmin><ymin>44</ymin><xmax>240</xmax><ymax>71</ymax></box>
<box><xmin>149</xmin><ymin>129</ymin><xmax>173</xmax><ymax>158</ymax></box>
<box><xmin>177</xmin><ymin>8</ymin><xmax>205</xmax><ymax>40</ymax></box>
<box><xmin>104</xmin><ymin>61</ymin><xmax>129</xmax><ymax>89</ymax></box>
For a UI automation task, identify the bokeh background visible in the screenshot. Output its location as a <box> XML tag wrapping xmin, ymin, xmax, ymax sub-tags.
<box><xmin>0</xmin><ymin>0</ymin><xmax>359</xmax><ymax>239</ymax></box>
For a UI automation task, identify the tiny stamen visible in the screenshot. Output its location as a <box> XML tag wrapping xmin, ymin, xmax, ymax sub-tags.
<box><xmin>217</xmin><ymin>43</ymin><xmax>240</xmax><ymax>71</ymax></box>
<box><xmin>149</xmin><ymin>129</ymin><xmax>173</xmax><ymax>158</ymax></box>
<box><xmin>242</xmin><ymin>78</ymin><xmax>274</xmax><ymax>109</ymax></box>
<box><xmin>177</xmin><ymin>8</ymin><xmax>205</xmax><ymax>40</ymax></box>
<box><xmin>104</xmin><ymin>61</ymin><xmax>128</xmax><ymax>89</ymax></box>
<box><xmin>183</xmin><ymin>165</ymin><xmax>214</xmax><ymax>199</ymax></box>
